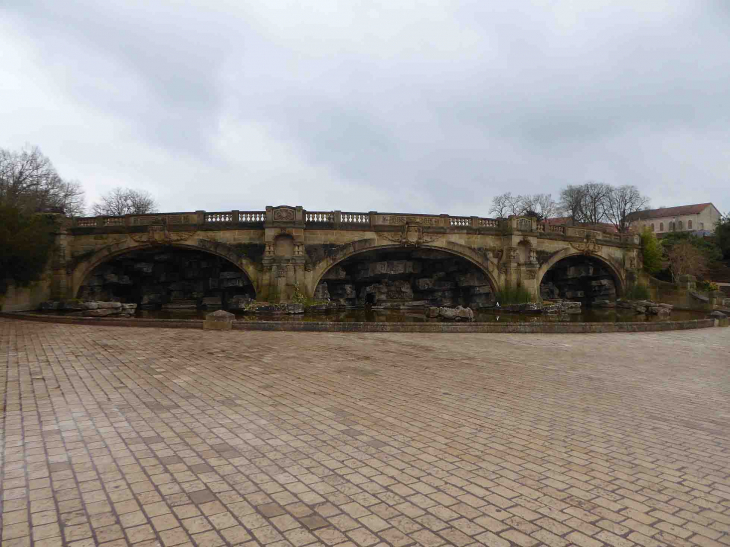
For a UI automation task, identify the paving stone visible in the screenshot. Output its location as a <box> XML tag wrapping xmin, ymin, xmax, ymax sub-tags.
<box><xmin>2</xmin><ymin>319</ymin><xmax>730</xmax><ymax>547</ymax></box>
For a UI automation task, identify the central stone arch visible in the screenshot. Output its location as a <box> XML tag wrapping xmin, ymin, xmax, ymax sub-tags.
<box><xmin>309</xmin><ymin>239</ymin><xmax>499</xmax><ymax>308</ymax></box>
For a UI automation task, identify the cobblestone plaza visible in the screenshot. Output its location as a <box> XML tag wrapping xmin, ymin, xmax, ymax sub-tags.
<box><xmin>1</xmin><ymin>319</ymin><xmax>729</xmax><ymax>547</ymax></box>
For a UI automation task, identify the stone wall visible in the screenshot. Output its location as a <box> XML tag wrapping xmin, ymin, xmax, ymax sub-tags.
<box><xmin>77</xmin><ymin>249</ymin><xmax>255</xmax><ymax>310</ymax></box>
<box><xmin>540</xmin><ymin>255</ymin><xmax>617</xmax><ymax>304</ymax></box>
<box><xmin>314</xmin><ymin>249</ymin><xmax>495</xmax><ymax>308</ymax></box>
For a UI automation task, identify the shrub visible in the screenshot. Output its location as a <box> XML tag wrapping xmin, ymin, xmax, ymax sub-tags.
<box><xmin>625</xmin><ymin>283</ymin><xmax>651</xmax><ymax>300</ymax></box>
<box><xmin>0</xmin><ymin>206</ymin><xmax>56</xmax><ymax>294</ymax></box>
<box><xmin>495</xmin><ymin>281</ymin><xmax>535</xmax><ymax>305</ymax></box>
<box><xmin>640</xmin><ymin>228</ymin><xmax>663</xmax><ymax>274</ymax></box>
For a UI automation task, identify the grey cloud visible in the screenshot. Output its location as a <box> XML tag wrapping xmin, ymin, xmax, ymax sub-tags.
<box><xmin>1</xmin><ymin>0</ymin><xmax>729</xmax><ymax>215</ymax></box>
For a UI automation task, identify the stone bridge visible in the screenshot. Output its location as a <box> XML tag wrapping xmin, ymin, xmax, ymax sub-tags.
<box><xmin>16</xmin><ymin>205</ymin><xmax>641</xmax><ymax>311</ymax></box>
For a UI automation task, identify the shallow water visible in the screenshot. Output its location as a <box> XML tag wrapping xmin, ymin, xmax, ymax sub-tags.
<box><xmin>132</xmin><ymin>307</ymin><xmax>708</xmax><ymax>323</ymax></box>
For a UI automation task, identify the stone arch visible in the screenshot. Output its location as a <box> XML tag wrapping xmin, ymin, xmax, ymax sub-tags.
<box><xmin>310</xmin><ymin>239</ymin><xmax>499</xmax><ymax>293</ymax></box>
<box><xmin>536</xmin><ymin>248</ymin><xmax>625</xmax><ymax>302</ymax></box>
<box><xmin>309</xmin><ymin>239</ymin><xmax>500</xmax><ymax>308</ymax></box>
<box><xmin>72</xmin><ymin>239</ymin><xmax>259</xmax><ymax>299</ymax></box>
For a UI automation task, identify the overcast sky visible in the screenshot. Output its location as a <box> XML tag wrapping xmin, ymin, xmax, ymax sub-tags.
<box><xmin>2</xmin><ymin>0</ymin><xmax>729</xmax><ymax>216</ymax></box>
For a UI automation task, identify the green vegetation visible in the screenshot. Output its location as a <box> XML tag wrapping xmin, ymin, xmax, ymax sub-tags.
<box><xmin>660</xmin><ymin>232</ymin><xmax>722</xmax><ymax>263</ymax></box>
<box><xmin>640</xmin><ymin>228</ymin><xmax>663</xmax><ymax>274</ymax></box>
<box><xmin>624</xmin><ymin>283</ymin><xmax>651</xmax><ymax>300</ymax></box>
<box><xmin>716</xmin><ymin>214</ymin><xmax>730</xmax><ymax>259</ymax></box>
<box><xmin>495</xmin><ymin>281</ymin><xmax>535</xmax><ymax>305</ymax></box>
<box><xmin>0</xmin><ymin>206</ymin><xmax>56</xmax><ymax>294</ymax></box>
<box><xmin>291</xmin><ymin>283</ymin><xmax>328</xmax><ymax>307</ymax></box>
<box><xmin>696</xmin><ymin>280</ymin><xmax>719</xmax><ymax>293</ymax></box>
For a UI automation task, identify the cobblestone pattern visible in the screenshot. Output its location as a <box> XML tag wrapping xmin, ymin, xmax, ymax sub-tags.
<box><xmin>1</xmin><ymin>318</ymin><xmax>729</xmax><ymax>547</ymax></box>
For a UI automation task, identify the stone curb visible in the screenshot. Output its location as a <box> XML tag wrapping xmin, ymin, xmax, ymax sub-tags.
<box><xmin>0</xmin><ymin>312</ymin><xmax>716</xmax><ymax>333</ymax></box>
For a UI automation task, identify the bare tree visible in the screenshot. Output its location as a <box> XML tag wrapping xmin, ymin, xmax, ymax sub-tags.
<box><xmin>0</xmin><ymin>145</ymin><xmax>86</xmax><ymax>216</ymax></box>
<box><xmin>520</xmin><ymin>193</ymin><xmax>557</xmax><ymax>221</ymax></box>
<box><xmin>489</xmin><ymin>192</ymin><xmax>524</xmax><ymax>218</ymax></box>
<box><xmin>579</xmin><ymin>182</ymin><xmax>611</xmax><ymax>224</ymax></box>
<box><xmin>92</xmin><ymin>188</ymin><xmax>158</xmax><ymax>216</ymax></box>
<box><xmin>666</xmin><ymin>240</ymin><xmax>708</xmax><ymax>282</ymax></box>
<box><xmin>605</xmin><ymin>185</ymin><xmax>650</xmax><ymax>233</ymax></box>
<box><xmin>559</xmin><ymin>185</ymin><xmax>586</xmax><ymax>223</ymax></box>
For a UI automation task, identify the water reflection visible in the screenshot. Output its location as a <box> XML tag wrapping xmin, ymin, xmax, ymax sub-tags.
<box><xmin>133</xmin><ymin>308</ymin><xmax>707</xmax><ymax>323</ymax></box>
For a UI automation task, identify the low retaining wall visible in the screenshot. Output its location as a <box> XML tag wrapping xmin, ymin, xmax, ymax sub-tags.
<box><xmin>1</xmin><ymin>312</ymin><xmax>717</xmax><ymax>333</ymax></box>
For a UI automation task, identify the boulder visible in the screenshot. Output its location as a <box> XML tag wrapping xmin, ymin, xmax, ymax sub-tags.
<box><xmin>201</xmin><ymin>296</ymin><xmax>222</xmax><ymax>308</ymax></box>
<box><xmin>455</xmin><ymin>306</ymin><xmax>474</xmax><ymax>321</ymax></box>
<box><xmin>134</xmin><ymin>263</ymin><xmax>154</xmax><ymax>273</ymax></box>
<box><xmin>427</xmin><ymin>307</ymin><xmax>439</xmax><ymax>318</ymax></box>
<box><xmin>439</xmin><ymin>307</ymin><xmax>457</xmax><ymax>320</ymax></box>
<box><xmin>709</xmin><ymin>311</ymin><xmax>727</xmax><ymax>318</ymax></box>
<box><xmin>634</xmin><ymin>306</ymin><xmax>647</xmax><ymax>314</ymax></box>
<box><xmin>83</xmin><ymin>302</ymin><xmax>99</xmax><ymax>310</ymax></box>
<box><xmin>227</xmin><ymin>295</ymin><xmax>253</xmax><ymax>310</ymax></box>
<box><xmin>593</xmin><ymin>299</ymin><xmax>616</xmax><ymax>308</ymax></box>
<box><xmin>97</xmin><ymin>301</ymin><xmax>122</xmax><ymax>309</ymax></box>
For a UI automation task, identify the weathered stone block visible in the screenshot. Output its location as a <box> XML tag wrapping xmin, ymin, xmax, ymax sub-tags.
<box><xmin>323</xmin><ymin>266</ymin><xmax>348</xmax><ymax>280</ymax></box>
<box><xmin>97</xmin><ymin>301</ymin><xmax>122</xmax><ymax>309</ymax></box>
<box><xmin>204</xmin><ymin>309</ymin><xmax>235</xmax><ymax>330</ymax></box>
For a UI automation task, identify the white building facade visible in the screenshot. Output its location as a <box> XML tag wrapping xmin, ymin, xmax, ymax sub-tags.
<box><xmin>628</xmin><ymin>203</ymin><xmax>722</xmax><ymax>236</ymax></box>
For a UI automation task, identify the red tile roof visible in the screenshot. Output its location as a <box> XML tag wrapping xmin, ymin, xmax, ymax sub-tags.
<box><xmin>545</xmin><ymin>217</ymin><xmax>619</xmax><ymax>233</ymax></box>
<box><xmin>626</xmin><ymin>203</ymin><xmax>715</xmax><ymax>221</ymax></box>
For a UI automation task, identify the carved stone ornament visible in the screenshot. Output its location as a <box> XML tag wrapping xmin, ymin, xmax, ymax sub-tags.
<box><xmin>381</xmin><ymin>223</ymin><xmax>443</xmax><ymax>247</ymax></box>
<box><xmin>129</xmin><ymin>226</ymin><xmax>196</xmax><ymax>246</ymax></box>
<box><xmin>522</xmin><ymin>268</ymin><xmax>537</xmax><ymax>279</ymax></box>
<box><xmin>273</xmin><ymin>207</ymin><xmax>296</xmax><ymax>222</ymax></box>
<box><xmin>570</xmin><ymin>238</ymin><xmax>601</xmax><ymax>255</ymax></box>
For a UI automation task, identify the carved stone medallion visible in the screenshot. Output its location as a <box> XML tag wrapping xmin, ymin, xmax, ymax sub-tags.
<box><xmin>273</xmin><ymin>207</ymin><xmax>295</xmax><ymax>222</ymax></box>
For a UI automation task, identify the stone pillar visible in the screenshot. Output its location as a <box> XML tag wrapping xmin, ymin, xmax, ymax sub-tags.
<box><xmin>369</xmin><ymin>211</ymin><xmax>377</xmax><ymax>229</ymax></box>
<box><xmin>195</xmin><ymin>210</ymin><xmax>206</xmax><ymax>224</ymax></box>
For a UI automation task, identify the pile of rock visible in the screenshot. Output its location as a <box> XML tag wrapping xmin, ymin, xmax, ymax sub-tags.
<box><xmin>600</xmin><ymin>299</ymin><xmax>673</xmax><ymax>316</ymax></box>
<box><xmin>426</xmin><ymin>306</ymin><xmax>475</xmax><ymax>321</ymax></box>
<box><xmin>40</xmin><ymin>300</ymin><xmax>137</xmax><ymax>317</ymax></box>
<box><xmin>497</xmin><ymin>301</ymin><xmax>581</xmax><ymax>314</ymax></box>
<box><xmin>241</xmin><ymin>301</ymin><xmax>305</xmax><ymax>314</ymax></box>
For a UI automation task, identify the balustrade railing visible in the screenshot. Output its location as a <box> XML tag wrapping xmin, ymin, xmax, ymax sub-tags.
<box><xmin>478</xmin><ymin>218</ymin><xmax>499</xmax><ymax>227</ymax></box>
<box><xmin>449</xmin><ymin>216</ymin><xmax>470</xmax><ymax>227</ymax></box>
<box><xmin>305</xmin><ymin>211</ymin><xmax>334</xmax><ymax>223</ymax></box>
<box><xmin>341</xmin><ymin>212</ymin><xmax>369</xmax><ymax>225</ymax></box>
<box><xmin>205</xmin><ymin>212</ymin><xmax>234</xmax><ymax>223</ymax></box>
<box><xmin>239</xmin><ymin>211</ymin><xmax>265</xmax><ymax>223</ymax></box>
<box><xmin>71</xmin><ymin>210</ymin><xmax>636</xmax><ymax>246</ymax></box>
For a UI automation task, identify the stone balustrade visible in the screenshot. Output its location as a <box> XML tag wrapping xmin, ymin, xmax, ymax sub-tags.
<box><xmin>70</xmin><ymin>208</ymin><xmax>638</xmax><ymax>243</ymax></box>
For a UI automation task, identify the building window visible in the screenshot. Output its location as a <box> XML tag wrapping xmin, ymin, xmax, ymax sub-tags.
<box><xmin>700</xmin><ymin>222</ymin><xmax>704</xmax><ymax>230</ymax></box>
<box><xmin>678</xmin><ymin>220</ymin><xmax>683</xmax><ymax>230</ymax></box>
<box><xmin>660</xmin><ymin>222</ymin><xmax>664</xmax><ymax>231</ymax></box>
<box><xmin>651</xmin><ymin>223</ymin><xmax>655</xmax><ymax>232</ymax></box>
<box><xmin>688</xmin><ymin>220</ymin><xmax>692</xmax><ymax>229</ymax></box>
